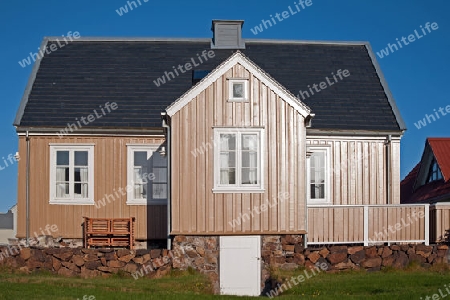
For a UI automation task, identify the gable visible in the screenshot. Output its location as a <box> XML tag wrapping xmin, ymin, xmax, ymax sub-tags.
<box><xmin>165</xmin><ymin>51</ymin><xmax>311</xmax><ymax>119</ymax></box>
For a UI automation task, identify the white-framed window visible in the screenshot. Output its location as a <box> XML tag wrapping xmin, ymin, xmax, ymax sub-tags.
<box><xmin>228</xmin><ymin>79</ymin><xmax>248</xmax><ymax>102</ymax></box>
<box><xmin>126</xmin><ymin>144</ymin><xmax>167</xmax><ymax>205</ymax></box>
<box><xmin>213</xmin><ymin>128</ymin><xmax>264</xmax><ymax>193</ymax></box>
<box><xmin>307</xmin><ymin>146</ymin><xmax>331</xmax><ymax>204</ymax></box>
<box><xmin>49</xmin><ymin>144</ymin><xmax>94</xmax><ymax>205</ymax></box>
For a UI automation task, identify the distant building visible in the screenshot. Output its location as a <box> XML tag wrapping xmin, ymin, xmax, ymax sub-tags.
<box><xmin>0</xmin><ymin>205</ymin><xmax>17</xmax><ymax>244</ymax></box>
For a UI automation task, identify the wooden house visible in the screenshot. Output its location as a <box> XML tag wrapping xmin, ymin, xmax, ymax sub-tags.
<box><xmin>14</xmin><ymin>20</ymin><xmax>429</xmax><ymax>295</ymax></box>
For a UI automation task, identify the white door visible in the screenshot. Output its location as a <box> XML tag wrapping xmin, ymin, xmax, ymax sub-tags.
<box><xmin>220</xmin><ymin>236</ymin><xmax>261</xmax><ymax>296</ymax></box>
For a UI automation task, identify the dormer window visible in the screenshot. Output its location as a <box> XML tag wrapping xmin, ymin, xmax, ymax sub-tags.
<box><xmin>228</xmin><ymin>79</ymin><xmax>248</xmax><ymax>102</ymax></box>
<box><xmin>427</xmin><ymin>158</ymin><xmax>443</xmax><ymax>183</ymax></box>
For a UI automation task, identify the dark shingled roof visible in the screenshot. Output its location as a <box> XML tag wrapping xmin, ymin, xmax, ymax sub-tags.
<box><xmin>14</xmin><ymin>39</ymin><xmax>405</xmax><ymax>132</ymax></box>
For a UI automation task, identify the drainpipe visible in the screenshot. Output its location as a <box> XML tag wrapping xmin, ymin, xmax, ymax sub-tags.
<box><xmin>161</xmin><ymin>113</ymin><xmax>171</xmax><ymax>250</ymax></box>
<box><xmin>385</xmin><ymin>135</ymin><xmax>392</xmax><ymax>205</ymax></box>
<box><xmin>26</xmin><ymin>131</ymin><xmax>30</xmax><ymax>246</ymax></box>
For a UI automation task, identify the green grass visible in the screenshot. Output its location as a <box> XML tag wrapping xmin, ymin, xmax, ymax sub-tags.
<box><xmin>0</xmin><ymin>265</ymin><xmax>450</xmax><ymax>299</ymax></box>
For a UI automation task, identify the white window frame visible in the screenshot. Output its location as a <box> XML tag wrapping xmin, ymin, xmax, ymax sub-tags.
<box><xmin>213</xmin><ymin>128</ymin><xmax>264</xmax><ymax>193</ymax></box>
<box><xmin>307</xmin><ymin>146</ymin><xmax>331</xmax><ymax>205</ymax></box>
<box><xmin>49</xmin><ymin>144</ymin><xmax>95</xmax><ymax>205</ymax></box>
<box><xmin>228</xmin><ymin>78</ymin><xmax>249</xmax><ymax>102</ymax></box>
<box><xmin>126</xmin><ymin>144</ymin><xmax>168</xmax><ymax>205</ymax></box>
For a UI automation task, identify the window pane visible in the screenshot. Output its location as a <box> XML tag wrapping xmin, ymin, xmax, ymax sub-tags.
<box><xmin>310</xmin><ymin>151</ymin><xmax>326</xmax><ymax>199</ymax></box>
<box><xmin>242</xmin><ymin>168</ymin><xmax>258</xmax><ymax>184</ymax></box>
<box><xmin>220</xmin><ymin>152</ymin><xmax>236</xmax><ymax>168</ymax></box>
<box><xmin>75</xmin><ymin>151</ymin><xmax>88</xmax><ymax>166</ymax></box>
<box><xmin>311</xmin><ymin>184</ymin><xmax>325</xmax><ymax>199</ymax></box>
<box><xmin>242</xmin><ymin>135</ymin><xmax>257</xmax><ymax>151</ymax></box>
<box><xmin>153</xmin><ymin>167</ymin><xmax>167</xmax><ymax>183</ymax></box>
<box><xmin>153</xmin><ymin>183</ymin><xmax>167</xmax><ymax>199</ymax></box>
<box><xmin>57</xmin><ymin>151</ymin><xmax>69</xmax><ymax>165</ymax></box>
<box><xmin>134</xmin><ymin>151</ymin><xmax>148</xmax><ymax>167</ymax></box>
<box><xmin>74</xmin><ymin>167</ymin><xmax>88</xmax><ymax>198</ymax></box>
<box><xmin>233</xmin><ymin>83</ymin><xmax>244</xmax><ymax>98</ymax></box>
<box><xmin>220</xmin><ymin>169</ymin><xmax>235</xmax><ymax>184</ymax></box>
<box><xmin>220</xmin><ymin>134</ymin><xmax>236</xmax><ymax>151</ymax></box>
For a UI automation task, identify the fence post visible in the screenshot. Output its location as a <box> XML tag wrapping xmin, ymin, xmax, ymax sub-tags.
<box><xmin>364</xmin><ymin>205</ymin><xmax>369</xmax><ymax>246</ymax></box>
<box><xmin>424</xmin><ymin>204</ymin><xmax>430</xmax><ymax>246</ymax></box>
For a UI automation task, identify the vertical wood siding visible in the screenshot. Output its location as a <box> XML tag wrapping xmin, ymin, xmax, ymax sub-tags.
<box><xmin>16</xmin><ymin>135</ymin><xmax>167</xmax><ymax>240</ymax></box>
<box><xmin>306</xmin><ymin>138</ymin><xmax>401</xmax><ymax>205</ymax></box>
<box><xmin>430</xmin><ymin>204</ymin><xmax>450</xmax><ymax>243</ymax></box>
<box><xmin>171</xmin><ymin>63</ymin><xmax>307</xmax><ymax>235</ymax></box>
<box><xmin>308</xmin><ymin>205</ymin><xmax>426</xmax><ymax>244</ymax></box>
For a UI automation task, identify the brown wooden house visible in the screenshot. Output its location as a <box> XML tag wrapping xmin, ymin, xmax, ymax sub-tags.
<box><xmin>14</xmin><ymin>20</ymin><xmax>429</xmax><ymax>295</ymax></box>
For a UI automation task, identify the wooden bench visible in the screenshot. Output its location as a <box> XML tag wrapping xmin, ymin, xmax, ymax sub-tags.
<box><xmin>83</xmin><ymin>217</ymin><xmax>135</xmax><ymax>249</ymax></box>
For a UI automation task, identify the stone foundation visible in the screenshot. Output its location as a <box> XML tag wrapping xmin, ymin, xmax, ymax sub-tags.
<box><xmin>1</xmin><ymin>235</ymin><xmax>448</xmax><ymax>296</ymax></box>
<box><xmin>172</xmin><ymin>236</ymin><xmax>219</xmax><ymax>293</ymax></box>
<box><xmin>262</xmin><ymin>235</ymin><xmax>449</xmax><ymax>273</ymax></box>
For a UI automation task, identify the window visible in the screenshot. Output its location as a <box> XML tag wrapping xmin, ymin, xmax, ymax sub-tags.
<box><xmin>228</xmin><ymin>79</ymin><xmax>248</xmax><ymax>101</ymax></box>
<box><xmin>307</xmin><ymin>147</ymin><xmax>330</xmax><ymax>204</ymax></box>
<box><xmin>127</xmin><ymin>144</ymin><xmax>167</xmax><ymax>205</ymax></box>
<box><xmin>213</xmin><ymin>128</ymin><xmax>264</xmax><ymax>192</ymax></box>
<box><xmin>427</xmin><ymin>158</ymin><xmax>443</xmax><ymax>183</ymax></box>
<box><xmin>49</xmin><ymin>144</ymin><xmax>94</xmax><ymax>205</ymax></box>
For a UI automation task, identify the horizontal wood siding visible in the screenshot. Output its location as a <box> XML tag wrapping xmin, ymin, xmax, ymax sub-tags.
<box><xmin>306</xmin><ymin>138</ymin><xmax>401</xmax><ymax>205</ymax></box>
<box><xmin>16</xmin><ymin>135</ymin><xmax>167</xmax><ymax>240</ymax></box>
<box><xmin>171</xmin><ymin>63</ymin><xmax>307</xmax><ymax>235</ymax></box>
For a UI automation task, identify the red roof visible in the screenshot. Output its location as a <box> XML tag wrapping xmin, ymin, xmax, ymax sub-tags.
<box><xmin>400</xmin><ymin>138</ymin><xmax>450</xmax><ymax>204</ymax></box>
<box><xmin>428</xmin><ymin>138</ymin><xmax>450</xmax><ymax>182</ymax></box>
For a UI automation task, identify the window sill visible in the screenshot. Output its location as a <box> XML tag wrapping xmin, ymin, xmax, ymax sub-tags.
<box><xmin>49</xmin><ymin>199</ymin><xmax>94</xmax><ymax>205</ymax></box>
<box><xmin>227</xmin><ymin>98</ymin><xmax>249</xmax><ymax>102</ymax></box>
<box><xmin>212</xmin><ymin>188</ymin><xmax>265</xmax><ymax>194</ymax></box>
<box><xmin>126</xmin><ymin>200</ymin><xmax>168</xmax><ymax>205</ymax></box>
<box><xmin>307</xmin><ymin>201</ymin><xmax>332</xmax><ymax>206</ymax></box>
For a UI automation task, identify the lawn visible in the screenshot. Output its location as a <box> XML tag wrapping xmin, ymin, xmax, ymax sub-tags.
<box><xmin>0</xmin><ymin>265</ymin><xmax>449</xmax><ymax>299</ymax></box>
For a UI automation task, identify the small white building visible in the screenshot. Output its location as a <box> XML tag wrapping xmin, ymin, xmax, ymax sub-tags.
<box><xmin>0</xmin><ymin>204</ymin><xmax>17</xmax><ymax>245</ymax></box>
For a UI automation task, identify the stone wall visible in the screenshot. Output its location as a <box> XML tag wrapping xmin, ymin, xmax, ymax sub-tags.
<box><xmin>0</xmin><ymin>235</ymin><xmax>448</xmax><ymax>296</ymax></box>
<box><xmin>262</xmin><ymin>235</ymin><xmax>449</xmax><ymax>282</ymax></box>
<box><xmin>0</xmin><ymin>236</ymin><xmax>220</xmax><ymax>293</ymax></box>
<box><xmin>172</xmin><ymin>236</ymin><xmax>219</xmax><ymax>293</ymax></box>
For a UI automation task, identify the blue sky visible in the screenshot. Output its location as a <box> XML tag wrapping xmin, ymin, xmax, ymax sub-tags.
<box><xmin>0</xmin><ymin>0</ymin><xmax>448</xmax><ymax>211</ymax></box>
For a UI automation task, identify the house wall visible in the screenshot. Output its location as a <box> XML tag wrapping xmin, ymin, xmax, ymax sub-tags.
<box><xmin>306</xmin><ymin>136</ymin><xmax>401</xmax><ymax>205</ymax></box>
<box><xmin>16</xmin><ymin>135</ymin><xmax>167</xmax><ymax>241</ymax></box>
<box><xmin>170</xmin><ymin>63</ymin><xmax>307</xmax><ymax>235</ymax></box>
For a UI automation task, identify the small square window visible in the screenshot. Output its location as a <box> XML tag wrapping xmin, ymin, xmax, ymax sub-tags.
<box><xmin>228</xmin><ymin>79</ymin><xmax>248</xmax><ymax>101</ymax></box>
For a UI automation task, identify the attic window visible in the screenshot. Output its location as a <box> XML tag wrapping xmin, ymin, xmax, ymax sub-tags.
<box><xmin>228</xmin><ymin>79</ymin><xmax>248</xmax><ymax>102</ymax></box>
<box><xmin>192</xmin><ymin>70</ymin><xmax>211</xmax><ymax>85</ymax></box>
<box><xmin>427</xmin><ymin>158</ymin><xmax>443</xmax><ymax>183</ymax></box>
